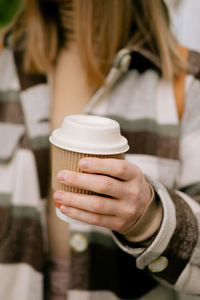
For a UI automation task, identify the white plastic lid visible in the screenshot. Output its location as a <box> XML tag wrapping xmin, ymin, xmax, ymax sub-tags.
<box><xmin>49</xmin><ymin>114</ymin><xmax>129</xmax><ymax>154</ymax></box>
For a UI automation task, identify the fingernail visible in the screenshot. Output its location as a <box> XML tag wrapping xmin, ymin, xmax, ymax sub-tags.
<box><xmin>54</xmin><ymin>199</ymin><xmax>61</xmax><ymax>208</ymax></box>
<box><xmin>57</xmin><ymin>171</ymin><xmax>68</xmax><ymax>181</ymax></box>
<box><xmin>54</xmin><ymin>191</ymin><xmax>64</xmax><ymax>202</ymax></box>
<box><xmin>79</xmin><ymin>159</ymin><xmax>91</xmax><ymax>169</ymax></box>
<box><xmin>60</xmin><ymin>205</ymin><xmax>69</xmax><ymax>214</ymax></box>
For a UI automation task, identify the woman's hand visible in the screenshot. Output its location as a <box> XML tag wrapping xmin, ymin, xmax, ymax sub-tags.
<box><xmin>53</xmin><ymin>158</ymin><xmax>152</xmax><ymax>234</ymax></box>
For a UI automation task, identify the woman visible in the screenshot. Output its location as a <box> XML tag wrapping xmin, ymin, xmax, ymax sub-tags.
<box><xmin>1</xmin><ymin>0</ymin><xmax>200</xmax><ymax>299</ymax></box>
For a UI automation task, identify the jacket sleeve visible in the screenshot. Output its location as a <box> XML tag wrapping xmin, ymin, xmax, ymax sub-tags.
<box><xmin>112</xmin><ymin>73</ymin><xmax>200</xmax><ymax>295</ymax></box>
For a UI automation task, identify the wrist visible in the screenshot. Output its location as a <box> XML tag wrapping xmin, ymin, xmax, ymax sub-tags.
<box><xmin>123</xmin><ymin>185</ymin><xmax>163</xmax><ymax>242</ymax></box>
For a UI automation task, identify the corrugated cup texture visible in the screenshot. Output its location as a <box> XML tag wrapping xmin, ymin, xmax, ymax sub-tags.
<box><xmin>51</xmin><ymin>144</ymin><xmax>124</xmax><ymax>195</ymax></box>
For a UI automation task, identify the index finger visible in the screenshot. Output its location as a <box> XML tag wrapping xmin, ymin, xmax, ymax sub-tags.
<box><xmin>79</xmin><ymin>158</ymin><xmax>141</xmax><ymax>181</ymax></box>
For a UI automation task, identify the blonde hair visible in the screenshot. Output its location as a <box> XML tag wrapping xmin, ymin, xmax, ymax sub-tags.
<box><xmin>1</xmin><ymin>11</ymin><xmax>25</xmax><ymax>48</ymax></box>
<box><xmin>25</xmin><ymin>0</ymin><xmax>184</xmax><ymax>85</ymax></box>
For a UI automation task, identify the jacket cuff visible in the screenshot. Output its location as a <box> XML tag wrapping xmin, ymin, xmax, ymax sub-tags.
<box><xmin>112</xmin><ymin>176</ymin><xmax>199</xmax><ymax>285</ymax></box>
<box><xmin>112</xmin><ymin>176</ymin><xmax>176</xmax><ymax>260</ymax></box>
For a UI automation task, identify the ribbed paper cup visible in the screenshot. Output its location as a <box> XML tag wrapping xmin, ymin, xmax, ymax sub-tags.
<box><xmin>49</xmin><ymin>114</ymin><xmax>129</xmax><ymax>223</ymax></box>
<box><xmin>51</xmin><ymin>144</ymin><xmax>124</xmax><ymax>194</ymax></box>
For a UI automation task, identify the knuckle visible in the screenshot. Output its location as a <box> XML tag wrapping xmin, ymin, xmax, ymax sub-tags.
<box><xmin>124</xmin><ymin>205</ymin><xmax>136</xmax><ymax>220</ymax></box>
<box><xmin>91</xmin><ymin>214</ymin><xmax>101</xmax><ymax>225</ymax></box>
<box><xmin>135</xmin><ymin>166</ymin><xmax>143</xmax><ymax>181</ymax></box>
<box><xmin>74</xmin><ymin>210</ymin><xmax>81</xmax><ymax>220</ymax></box>
<box><xmin>127</xmin><ymin>185</ymin><xmax>140</xmax><ymax>199</ymax></box>
<box><xmin>97</xmin><ymin>158</ymin><xmax>104</xmax><ymax>167</ymax></box>
<box><xmin>68</xmin><ymin>193</ymin><xmax>79</xmax><ymax>207</ymax></box>
<box><xmin>116</xmin><ymin>162</ymin><xmax>127</xmax><ymax>177</ymax></box>
<box><xmin>99</xmin><ymin>177</ymin><xmax>112</xmax><ymax>194</ymax></box>
<box><xmin>126</xmin><ymin>186</ymin><xmax>136</xmax><ymax>199</ymax></box>
<box><xmin>63</xmin><ymin>193</ymin><xmax>71</xmax><ymax>205</ymax></box>
<box><xmin>67</xmin><ymin>172</ymin><xmax>78</xmax><ymax>185</ymax></box>
<box><xmin>91</xmin><ymin>199</ymin><xmax>104</xmax><ymax>213</ymax></box>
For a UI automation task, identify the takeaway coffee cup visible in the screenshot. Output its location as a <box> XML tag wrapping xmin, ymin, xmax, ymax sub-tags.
<box><xmin>49</xmin><ymin>114</ymin><xmax>129</xmax><ymax>223</ymax></box>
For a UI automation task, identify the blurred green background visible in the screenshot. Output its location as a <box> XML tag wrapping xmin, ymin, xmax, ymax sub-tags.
<box><xmin>0</xmin><ymin>0</ymin><xmax>23</xmax><ymax>28</ymax></box>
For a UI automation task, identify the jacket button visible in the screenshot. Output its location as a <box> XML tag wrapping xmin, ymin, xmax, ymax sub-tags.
<box><xmin>70</xmin><ymin>233</ymin><xmax>88</xmax><ymax>252</ymax></box>
<box><xmin>148</xmin><ymin>256</ymin><xmax>168</xmax><ymax>273</ymax></box>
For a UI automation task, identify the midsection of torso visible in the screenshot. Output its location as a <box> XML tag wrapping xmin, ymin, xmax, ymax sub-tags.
<box><xmin>51</xmin><ymin>43</ymin><xmax>95</xmax><ymax>130</ymax></box>
<box><xmin>49</xmin><ymin>43</ymin><xmax>96</xmax><ymax>257</ymax></box>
